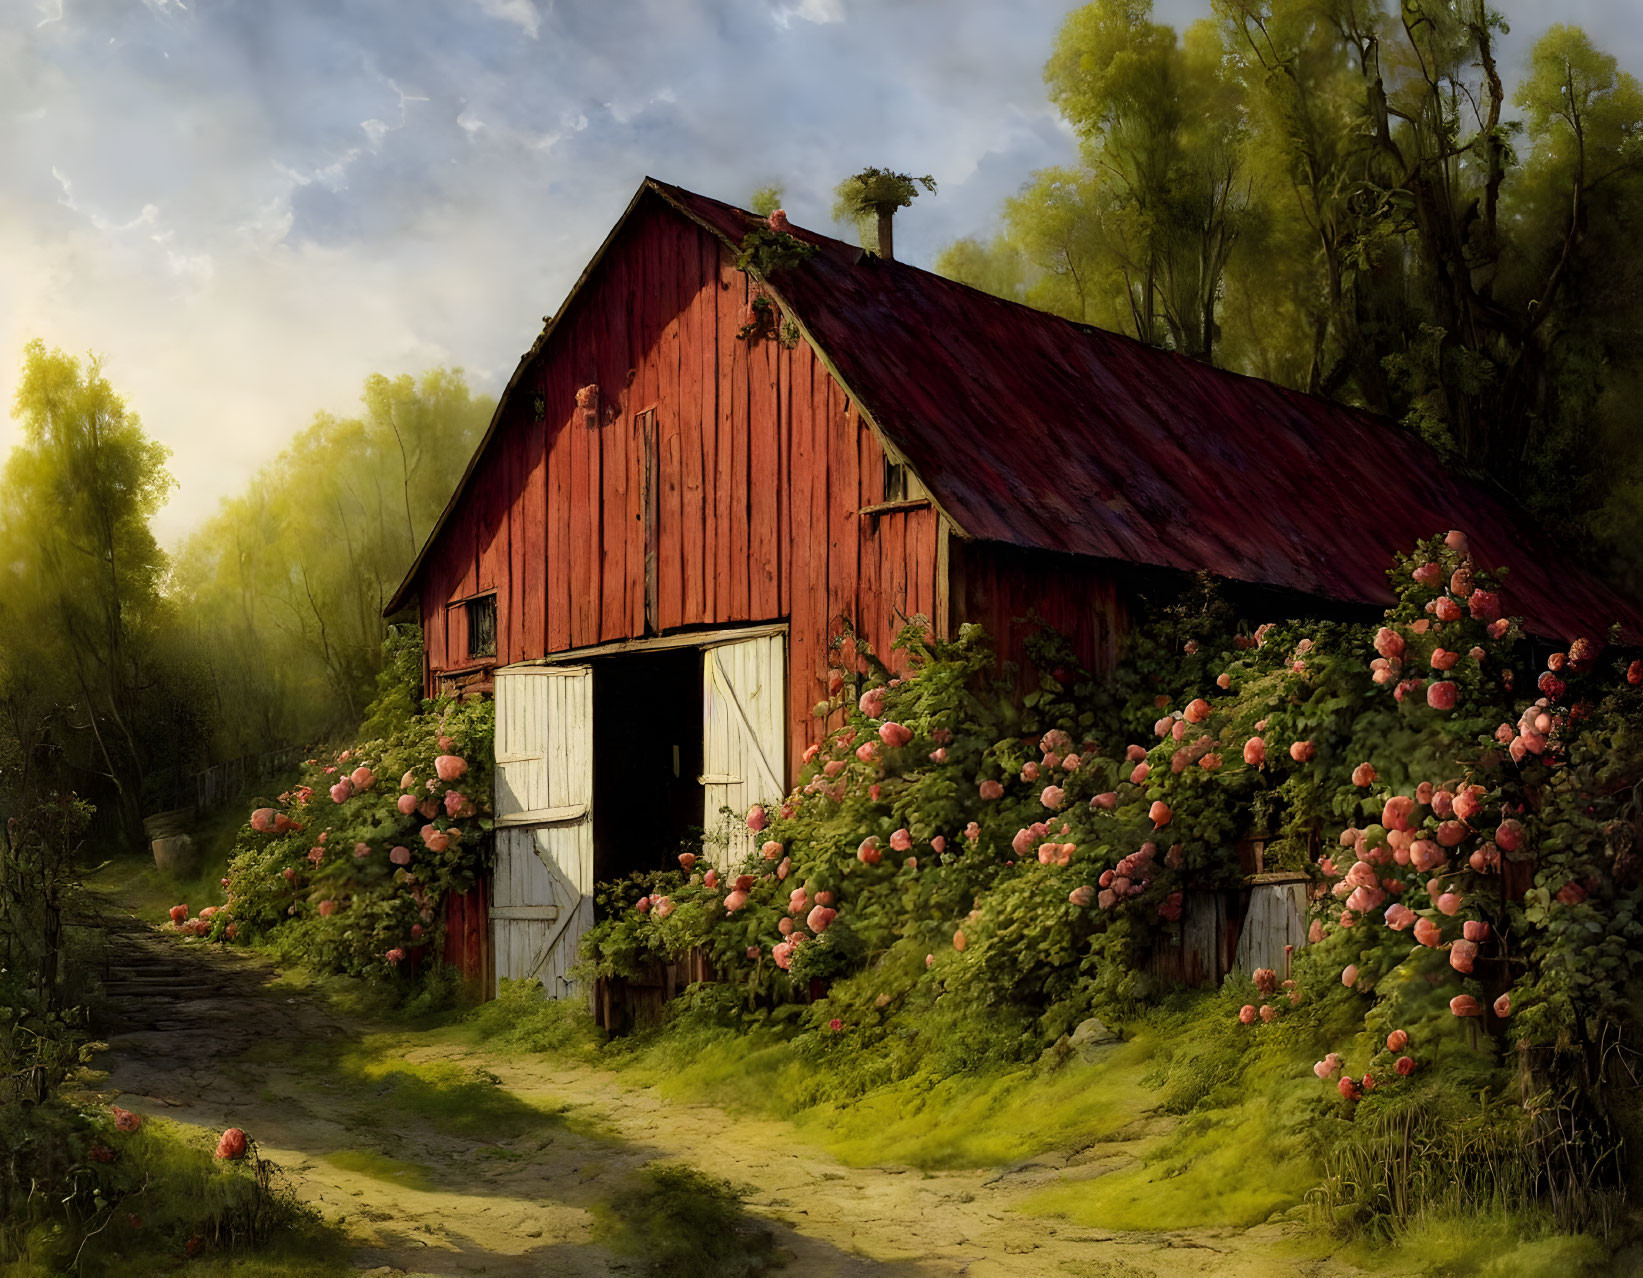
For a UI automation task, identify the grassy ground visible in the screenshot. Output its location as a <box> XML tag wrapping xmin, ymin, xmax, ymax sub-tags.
<box><xmin>442</xmin><ymin>981</ymin><xmax>1328</xmax><ymax>1220</ymax></box>
<box><xmin>0</xmin><ymin>1115</ymin><xmax>348</xmax><ymax>1278</ymax></box>
<box><xmin>86</xmin><ymin>801</ymin><xmax>245</xmax><ymax>923</ymax></box>
<box><xmin>77</xmin><ymin>849</ymin><xmax>1638</xmax><ymax>1276</ymax></box>
<box><xmin>428</xmin><ymin>980</ymin><xmax>1634</xmax><ymax>1274</ymax></box>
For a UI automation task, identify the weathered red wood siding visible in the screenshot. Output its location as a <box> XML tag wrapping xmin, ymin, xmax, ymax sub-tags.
<box><xmin>441</xmin><ymin>872</ymin><xmax>492</xmax><ymax>992</ymax></box>
<box><xmin>947</xmin><ymin>540</ymin><xmax>1128</xmax><ymax>677</ymax></box>
<box><xmin>417</xmin><ymin>196</ymin><xmax>942</xmax><ymax>783</ymax></box>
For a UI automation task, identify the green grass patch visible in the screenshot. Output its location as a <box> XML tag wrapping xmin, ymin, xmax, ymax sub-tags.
<box><xmin>444</xmin><ymin>977</ymin><xmax>606</xmax><ymax>1059</ymax></box>
<box><xmin>320</xmin><ymin>1148</ymin><xmax>434</xmax><ymax>1192</ymax></box>
<box><xmin>590</xmin><ymin>1162</ymin><xmax>784</xmax><ymax>1277</ymax></box>
<box><xmin>1020</xmin><ymin>1106</ymin><xmax>1314</xmax><ymax>1229</ymax></box>
<box><xmin>1328</xmin><ymin>1209</ymin><xmax>1616</xmax><ymax>1276</ymax></box>
<box><xmin>291</xmin><ymin>1033</ymin><xmax>569</xmax><ymax>1140</ymax></box>
<box><xmin>86</xmin><ymin>852</ymin><xmax>231</xmax><ymax>927</ymax></box>
<box><xmin>799</xmin><ymin>1040</ymin><xmax>1155</xmax><ymax>1169</ymax></box>
<box><xmin>85</xmin><ymin>802</ymin><xmax>250</xmax><ymax>924</ymax></box>
<box><xmin>0</xmin><ymin>1112</ymin><xmax>345</xmax><ymax>1278</ymax></box>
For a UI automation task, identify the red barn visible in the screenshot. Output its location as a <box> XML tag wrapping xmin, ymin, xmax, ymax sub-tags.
<box><xmin>388</xmin><ymin>177</ymin><xmax>1641</xmax><ymax>996</ymax></box>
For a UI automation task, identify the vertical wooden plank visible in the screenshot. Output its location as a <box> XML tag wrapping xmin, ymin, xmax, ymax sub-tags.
<box><xmin>500</xmin><ymin>410</ymin><xmax>519</xmax><ymax>667</ymax></box>
<box><xmin>423</xmin><ymin>586</ymin><xmax>441</xmax><ymax>673</ymax></box>
<box><xmin>715</xmin><ymin>259</ymin><xmax>740</xmax><ymax>622</ymax></box>
<box><xmin>926</xmin><ymin>509</ymin><xmax>939</xmax><ymax>624</ymax></box>
<box><xmin>703</xmin><ymin>646</ymin><xmax>722</xmax><ymax>843</ymax></box>
<box><xmin>568</xmin><ymin>318</ymin><xmax>597</xmax><ymax>648</ymax></box>
<box><xmin>766</xmin><ymin>634</ymin><xmax>785</xmax><ymax>791</ymax></box>
<box><xmin>680</xmin><ymin>226</ymin><xmax>707</xmax><ymax>627</ymax></box>
<box><xmin>786</xmin><ymin>348</ymin><xmax>815</xmax><ymax>783</ymax></box>
<box><xmin>600</xmin><ymin>248</ymin><xmax>630</xmax><ymax>642</ymax></box>
<box><xmin>523</xmin><ymin>405</ymin><xmax>547</xmax><ymax>660</ymax></box>
<box><xmin>730</xmin><ymin>276</ymin><xmax>751</xmax><ymax>621</ymax></box>
<box><xmin>857</xmin><ymin>421</ymin><xmax>882</xmax><ymax>662</ymax></box>
<box><xmin>888</xmin><ymin>512</ymin><xmax>907</xmax><ymax>654</ymax></box>
<box><xmin>776</xmin><ymin>342</ymin><xmax>790</xmax><ymax>620</ymax></box>
<box><xmin>749</xmin><ymin>312</ymin><xmax>779</xmax><ymax>619</ymax></box>
<box><xmin>904</xmin><ymin>510</ymin><xmax>924</xmax><ymax>630</ymax></box>
<box><xmin>639</xmin><ymin>410</ymin><xmax>658</xmax><ymax>633</ymax></box>
<box><xmin>545</xmin><ymin>666</ymin><xmax>558</xmax><ymax>808</ymax></box>
<box><xmin>626</xmin><ymin>222</ymin><xmax>651</xmax><ymax>638</ymax></box>
<box><xmin>476</xmin><ymin>446</ymin><xmax>506</xmax><ymax>597</ymax></box>
<box><xmin>934</xmin><ymin>516</ymin><xmax>950</xmax><ymax>640</ymax></box>
<box><xmin>827</xmin><ymin>386</ymin><xmax>858</xmax><ymax>663</ymax></box>
<box><xmin>700</xmin><ymin>239</ymin><xmax>722</xmax><ymax>623</ymax></box>
<box><xmin>505</xmin><ymin>406</ymin><xmax>521</xmax><ymax>665</ymax></box>
<box><xmin>658</xmin><ymin>214</ymin><xmax>686</xmax><ymax>633</ymax></box>
<box><xmin>547</xmin><ymin>368</ymin><xmax>573</xmax><ymax>652</ymax></box>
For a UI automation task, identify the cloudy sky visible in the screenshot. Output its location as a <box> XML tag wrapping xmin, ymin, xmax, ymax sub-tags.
<box><xmin>4</xmin><ymin>0</ymin><xmax>1640</xmax><ymax>545</ymax></box>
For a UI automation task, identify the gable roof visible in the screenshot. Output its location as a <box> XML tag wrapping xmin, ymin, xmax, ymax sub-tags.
<box><xmin>388</xmin><ymin>177</ymin><xmax>1642</xmax><ymax>644</ymax></box>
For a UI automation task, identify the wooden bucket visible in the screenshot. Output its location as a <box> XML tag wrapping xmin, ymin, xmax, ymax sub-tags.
<box><xmin>151</xmin><ymin>832</ymin><xmax>201</xmax><ymax>878</ymax></box>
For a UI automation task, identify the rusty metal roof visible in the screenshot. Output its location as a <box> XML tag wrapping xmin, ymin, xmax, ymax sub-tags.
<box><xmin>650</xmin><ymin>179</ymin><xmax>1642</xmax><ymax>644</ymax></box>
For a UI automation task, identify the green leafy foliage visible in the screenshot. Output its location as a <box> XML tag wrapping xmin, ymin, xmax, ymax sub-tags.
<box><xmin>0</xmin><ymin>1109</ymin><xmax>340</xmax><ymax>1276</ymax></box>
<box><xmin>576</xmin><ymin>533</ymin><xmax>1643</xmax><ymax>1240</ymax></box>
<box><xmin>590</xmin><ymin>1163</ymin><xmax>781</xmax><ymax>1278</ymax></box>
<box><xmin>732</xmin><ymin>227</ymin><xmax>817</xmax><ymax>277</ymax></box>
<box><xmin>747</xmin><ymin>183</ymin><xmax>784</xmax><ymax>218</ymax></box>
<box><xmin>831</xmin><ymin>167</ymin><xmax>937</xmax><ymax>255</ymax></box>
<box><xmin>941</xmin><ymin>3</ymin><xmax>1643</xmax><ymax>594</ymax></box>
<box><xmin>1</xmin><ymin>342</ymin><xmax>190</xmax><ymax>846</ymax></box>
<box><xmin>218</xmin><ymin>676</ymin><xmax>494</xmax><ymax>986</ymax></box>
<box><xmin>0</xmin><ymin>795</ymin><xmax>95</xmax><ymax>1106</ymax></box>
<box><xmin>170</xmin><ymin>367</ymin><xmax>493</xmax><ymax>754</ymax></box>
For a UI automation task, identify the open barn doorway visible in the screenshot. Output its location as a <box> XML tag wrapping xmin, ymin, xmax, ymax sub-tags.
<box><xmin>590</xmin><ymin>647</ymin><xmax>704</xmax><ymax>886</ymax></box>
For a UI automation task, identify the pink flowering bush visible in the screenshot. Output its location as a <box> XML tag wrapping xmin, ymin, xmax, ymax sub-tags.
<box><xmin>606</xmin><ymin>534</ymin><xmax>1632</xmax><ymax>1135</ymax></box>
<box><xmin>568</xmin><ymin>533</ymin><xmax>1643</xmax><ymax>1240</ymax></box>
<box><xmin>221</xmin><ymin>648</ymin><xmax>493</xmax><ymax>985</ymax></box>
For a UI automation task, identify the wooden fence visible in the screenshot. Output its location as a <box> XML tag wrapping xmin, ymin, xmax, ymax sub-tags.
<box><xmin>193</xmin><ymin>745</ymin><xmax>306</xmax><ymax>814</ymax></box>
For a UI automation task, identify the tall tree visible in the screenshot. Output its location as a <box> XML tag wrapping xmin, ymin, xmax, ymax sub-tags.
<box><xmin>1043</xmin><ymin>2</ymin><xmax>1254</xmax><ymax>360</ymax></box>
<box><xmin>172</xmin><ymin>368</ymin><xmax>492</xmax><ymax>754</ymax></box>
<box><xmin>0</xmin><ymin>342</ymin><xmax>176</xmax><ymax>844</ymax></box>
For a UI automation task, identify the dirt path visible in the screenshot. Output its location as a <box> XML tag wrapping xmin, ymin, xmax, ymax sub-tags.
<box><xmin>89</xmin><ymin>902</ymin><xmax>1368</xmax><ymax>1277</ymax></box>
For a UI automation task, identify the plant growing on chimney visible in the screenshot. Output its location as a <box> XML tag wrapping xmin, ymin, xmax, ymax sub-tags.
<box><xmin>832</xmin><ymin>167</ymin><xmax>937</xmax><ymax>259</ymax></box>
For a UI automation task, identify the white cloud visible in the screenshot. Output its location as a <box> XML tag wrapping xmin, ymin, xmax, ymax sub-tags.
<box><xmin>473</xmin><ymin>0</ymin><xmax>540</xmax><ymax>39</ymax></box>
<box><xmin>772</xmin><ymin>0</ymin><xmax>843</xmax><ymax>29</ymax></box>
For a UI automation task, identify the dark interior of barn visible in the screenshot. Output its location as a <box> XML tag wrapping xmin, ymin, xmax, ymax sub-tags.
<box><xmin>591</xmin><ymin>648</ymin><xmax>704</xmax><ymax>889</ymax></box>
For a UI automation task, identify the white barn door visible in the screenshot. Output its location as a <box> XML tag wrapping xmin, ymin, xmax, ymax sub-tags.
<box><xmin>700</xmin><ymin>634</ymin><xmax>786</xmax><ymax>864</ymax></box>
<box><xmin>492</xmin><ymin>665</ymin><xmax>594</xmax><ymax>997</ymax></box>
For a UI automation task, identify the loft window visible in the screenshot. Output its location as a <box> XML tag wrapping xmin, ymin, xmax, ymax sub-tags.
<box><xmin>883</xmin><ymin>456</ymin><xmax>909</xmax><ymax>502</ymax></box>
<box><xmin>466</xmin><ymin>594</ymin><xmax>497</xmax><ymax>659</ymax></box>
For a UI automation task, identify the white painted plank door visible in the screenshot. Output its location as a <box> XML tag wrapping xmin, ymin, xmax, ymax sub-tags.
<box><xmin>700</xmin><ymin>634</ymin><xmax>786</xmax><ymax>865</ymax></box>
<box><xmin>491</xmin><ymin>665</ymin><xmax>594</xmax><ymax>998</ymax></box>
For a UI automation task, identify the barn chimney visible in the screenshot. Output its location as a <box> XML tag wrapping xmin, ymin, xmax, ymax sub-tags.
<box><xmin>837</xmin><ymin>168</ymin><xmax>936</xmax><ymax>264</ymax></box>
<box><xmin>876</xmin><ymin>208</ymin><xmax>896</xmax><ymax>263</ymax></box>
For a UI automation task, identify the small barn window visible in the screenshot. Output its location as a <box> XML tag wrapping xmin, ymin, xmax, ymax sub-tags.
<box><xmin>466</xmin><ymin>594</ymin><xmax>497</xmax><ymax>659</ymax></box>
<box><xmin>883</xmin><ymin>456</ymin><xmax>909</xmax><ymax>502</ymax></box>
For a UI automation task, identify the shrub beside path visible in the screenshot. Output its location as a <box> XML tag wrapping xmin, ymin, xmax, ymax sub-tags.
<box><xmin>89</xmin><ymin>895</ymin><xmax>1374</xmax><ymax>1277</ymax></box>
